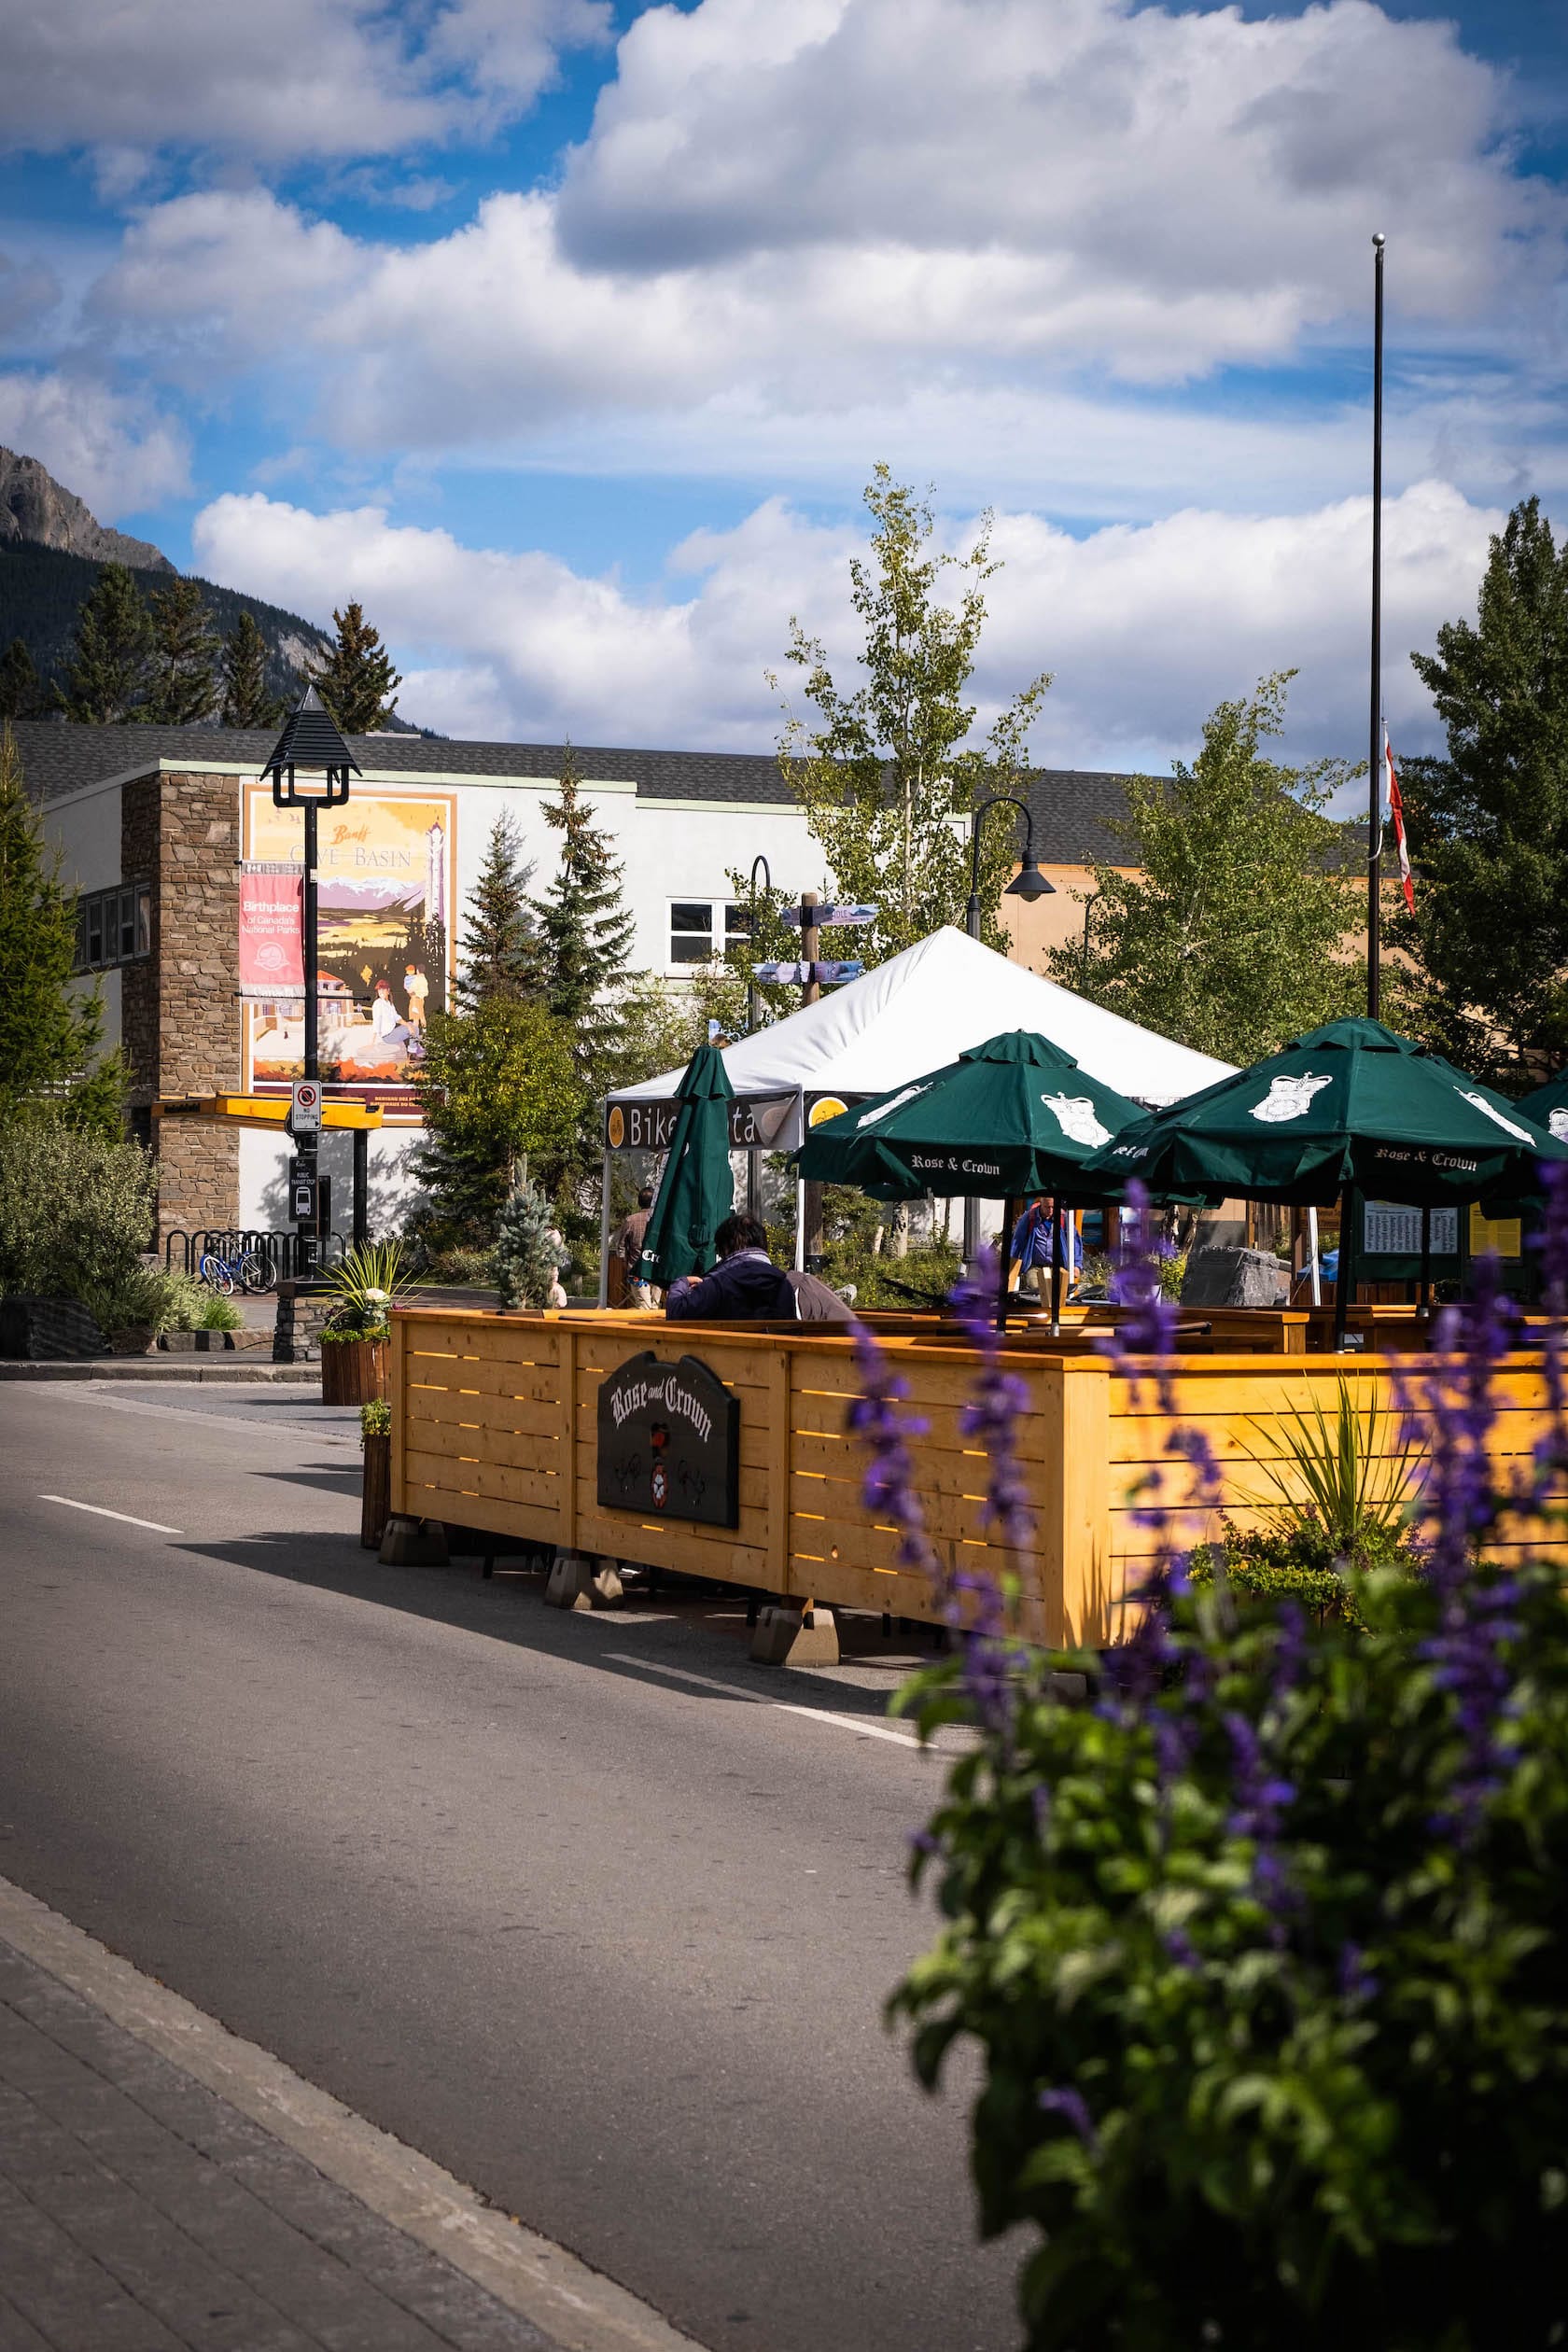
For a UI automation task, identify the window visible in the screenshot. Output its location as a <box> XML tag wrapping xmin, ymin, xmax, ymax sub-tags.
<box><xmin>73</xmin><ymin>882</ymin><xmax>152</xmax><ymax>974</ymax></box>
<box><xmin>668</xmin><ymin>900</ymin><xmax>737</xmax><ymax>967</ymax></box>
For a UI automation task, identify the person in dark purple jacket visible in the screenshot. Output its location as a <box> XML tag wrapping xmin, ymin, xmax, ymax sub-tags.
<box><xmin>665</xmin><ymin>1213</ymin><xmax>795</xmax><ymax>1322</ymax></box>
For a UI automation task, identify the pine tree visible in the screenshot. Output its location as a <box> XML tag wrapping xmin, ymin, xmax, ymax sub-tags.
<box><xmin>56</xmin><ymin>563</ymin><xmax>153</xmax><ymax>723</ymax></box>
<box><xmin>145</xmin><ymin>578</ymin><xmax>219</xmax><ymax>725</ymax></box>
<box><xmin>0</xmin><ymin>725</ymin><xmax>124</xmax><ymax>1129</ymax></box>
<box><xmin>455</xmin><ymin>812</ymin><xmax>542</xmax><ymax>1010</ymax></box>
<box><xmin>492</xmin><ymin>1177</ymin><xmax>567</xmax><ymax>1309</ymax></box>
<box><xmin>0</xmin><ymin>637</ymin><xmax>42</xmax><ymax>721</ymax></box>
<box><xmin>308</xmin><ymin>601</ymin><xmax>401</xmax><ymax>735</ymax></box>
<box><xmin>1394</xmin><ymin>497</ymin><xmax>1568</xmax><ymax>1083</ymax></box>
<box><xmin>530</xmin><ymin>742</ymin><xmax>636</xmax><ymax>1078</ymax></box>
<box><xmin>219</xmin><ymin>610</ymin><xmax>287</xmax><ymax>729</ymax></box>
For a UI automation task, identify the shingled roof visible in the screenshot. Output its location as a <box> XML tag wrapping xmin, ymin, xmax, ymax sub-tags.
<box><xmin>9</xmin><ymin>719</ymin><xmax>1141</xmax><ymax>865</ymax></box>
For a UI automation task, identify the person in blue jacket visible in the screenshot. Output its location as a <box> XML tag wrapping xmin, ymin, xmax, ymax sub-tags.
<box><xmin>665</xmin><ymin>1212</ymin><xmax>795</xmax><ymax>1321</ymax></box>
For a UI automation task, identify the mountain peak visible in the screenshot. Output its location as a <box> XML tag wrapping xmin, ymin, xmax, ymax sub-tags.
<box><xmin>0</xmin><ymin>446</ymin><xmax>175</xmax><ymax>574</ymax></box>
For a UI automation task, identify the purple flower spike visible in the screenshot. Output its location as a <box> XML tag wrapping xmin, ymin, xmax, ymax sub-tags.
<box><xmin>1038</xmin><ymin>2086</ymin><xmax>1099</xmax><ymax>2149</ymax></box>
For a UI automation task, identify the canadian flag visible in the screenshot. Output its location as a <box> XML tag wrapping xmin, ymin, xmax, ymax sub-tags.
<box><xmin>1384</xmin><ymin>724</ymin><xmax>1414</xmax><ymax>914</ymax></box>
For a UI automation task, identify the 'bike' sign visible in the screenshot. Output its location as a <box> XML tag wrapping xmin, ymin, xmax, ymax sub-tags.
<box><xmin>596</xmin><ymin>1351</ymin><xmax>739</xmax><ymax>1529</ymax></box>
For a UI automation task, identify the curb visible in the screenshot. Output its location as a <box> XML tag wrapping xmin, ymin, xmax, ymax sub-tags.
<box><xmin>0</xmin><ymin>1360</ymin><xmax>318</xmax><ymax>1383</ymax></box>
<box><xmin>0</xmin><ymin>1876</ymin><xmax>707</xmax><ymax>2352</ymax></box>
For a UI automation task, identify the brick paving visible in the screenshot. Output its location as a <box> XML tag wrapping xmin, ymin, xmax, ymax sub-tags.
<box><xmin>0</xmin><ymin>1940</ymin><xmax>562</xmax><ymax>2352</ymax></box>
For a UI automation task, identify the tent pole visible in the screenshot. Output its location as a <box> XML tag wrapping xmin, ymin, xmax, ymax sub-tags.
<box><xmin>597</xmin><ymin>1149</ymin><xmax>613</xmax><ymax>1308</ymax></box>
<box><xmin>1335</xmin><ymin>1188</ymin><xmax>1357</xmax><ymax>1351</ymax></box>
<box><xmin>1308</xmin><ymin>1206</ymin><xmax>1322</xmax><ymax>1306</ymax></box>
<box><xmin>996</xmin><ymin>1197</ymin><xmax>1015</xmax><ymax>1333</ymax></box>
<box><xmin>1050</xmin><ymin>1198</ymin><xmax>1065</xmax><ymax>1337</ymax></box>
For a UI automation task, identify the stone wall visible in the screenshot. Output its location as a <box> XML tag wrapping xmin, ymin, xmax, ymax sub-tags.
<box><xmin>273</xmin><ymin>1281</ymin><xmax>333</xmax><ymax>1364</ymax></box>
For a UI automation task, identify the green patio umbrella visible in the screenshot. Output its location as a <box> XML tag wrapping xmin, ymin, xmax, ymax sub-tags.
<box><xmin>1517</xmin><ymin>1068</ymin><xmax>1568</xmax><ymax>1143</ymax></box>
<box><xmin>1082</xmin><ymin>1015</ymin><xmax>1568</xmax><ymax>1346</ymax></box>
<box><xmin>796</xmin><ymin>1029</ymin><xmax>1146</xmax><ymax>1330</ymax></box>
<box><xmin>795</xmin><ymin>1029</ymin><xmax>1145</xmax><ymax>1198</ymax></box>
<box><xmin>637</xmin><ymin>1043</ymin><xmax>736</xmax><ymax>1289</ymax></box>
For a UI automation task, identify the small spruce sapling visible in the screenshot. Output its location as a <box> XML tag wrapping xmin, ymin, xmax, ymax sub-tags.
<box><xmin>493</xmin><ymin>1179</ymin><xmax>567</xmax><ymax>1309</ymax></box>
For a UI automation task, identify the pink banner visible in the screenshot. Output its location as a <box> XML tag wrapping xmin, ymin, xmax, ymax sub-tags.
<box><xmin>238</xmin><ymin>866</ymin><xmax>303</xmax><ymax>997</ymax></box>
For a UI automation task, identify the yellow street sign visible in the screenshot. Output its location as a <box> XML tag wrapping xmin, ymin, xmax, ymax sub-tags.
<box><xmin>153</xmin><ymin>1094</ymin><xmax>385</xmax><ymax>1132</ymax></box>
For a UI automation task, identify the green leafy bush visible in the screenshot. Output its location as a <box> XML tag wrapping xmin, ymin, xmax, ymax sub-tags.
<box><xmin>1187</xmin><ymin>1512</ymin><xmax>1420</xmax><ymax>1625</ymax></box>
<box><xmin>0</xmin><ymin>1115</ymin><xmax>156</xmax><ymax>1302</ymax></box>
<box><xmin>1241</xmin><ymin>1376</ymin><xmax>1423</xmax><ymax>1550</ymax></box>
<box><xmin>891</xmin><ymin>1561</ymin><xmax>1568</xmax><ymax>2349</ymax></box>
<box><xmin>359</xmin><ymin>1397</ymin><xmax>391</xmax><ymax>1441</ymax></box>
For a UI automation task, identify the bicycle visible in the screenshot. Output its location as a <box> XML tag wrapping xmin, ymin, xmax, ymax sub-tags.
<box><xmin>197</xmin><ymin>1239</ymin><xmax>277</xmax><ymax>1296</ymax></box>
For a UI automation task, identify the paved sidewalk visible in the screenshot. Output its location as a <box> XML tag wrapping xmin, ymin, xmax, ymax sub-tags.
<box><xmin>0</xmin><ymin>1925</ymin><xmax>651</xmax><ymax>2352</ymax></box>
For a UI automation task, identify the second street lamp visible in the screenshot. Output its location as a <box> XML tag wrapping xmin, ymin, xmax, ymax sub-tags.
<box><xmin>259</xmin><ymin>684</ymin><xmax>361</xmax><ymax>1277</ymax></box>
<box><xmin>745</xmin><ymin>853</ymin><xmax>772</xmax><ymax>1221</ymax></box>
<box><xmin>964</xmin><ymin>793</ymin><xmax>1055</xmax><ymax>1266</ymax></box>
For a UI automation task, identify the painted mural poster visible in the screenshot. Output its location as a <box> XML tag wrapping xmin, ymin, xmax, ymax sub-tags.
<box><xmin>242</xmin><ymin>784</ymin><xmax>455</xmax><ymax>1120</ymax></box>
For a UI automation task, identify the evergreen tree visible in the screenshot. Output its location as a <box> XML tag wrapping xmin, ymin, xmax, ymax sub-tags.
<box><xmin>1394</xmin><ymin>497</ymin><xmax>1568</xmax><ymax>1084</ymax></box>
<box><xmin>145</xmin><ymin>577</ymin><xmax>219</xmax><ymax>725</ymax></box>
<box><xmin>56</xmin><ymin>563</ymin><xmax>153</xmax><ymax>723</ymax></box>
<box><xmin>530</xmin><ymin>741</ymin><xmax>636</xmax><ymax>1079</ymax></box>
<box><xmin>0</xmin><ymin>637</ymin><xmax>42</xmax><ymax>721</ymax></box>
<box><xmin>455</xmin><ymin>811</ymin><xmax>542</xmax><ymax>1010</ymax></box>
<box><xmin>0</xmin><ymin>725</ymin><xmax>124</xmax><ymax>1129</ymax></box>
<box><xmin>219</xmin><ymin>610</ymin><xmax>287</xmax><ymax>729</ymax></box>
<box><xmin>1051</xmin><ymin>674</ymin><xmax>1360</xmax><ymax>1067</ymax></box>
<box><xmin>492</xmin><ymin>1177</ymin><xmax>567</xmax><ymax>1308</ymax></box>
<box><xmin>413</xmin><ymin>997</ymin><xmax>583</xmax><ymax>1247</ymax></box>
<box><xmin>308</xmin><ymin>601</ymin><xmax>401</xmax><ymax>735</ymax></box>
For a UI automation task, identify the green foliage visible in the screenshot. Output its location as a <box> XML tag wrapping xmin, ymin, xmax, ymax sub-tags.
<box><xmin>413</xmin><ymin>998</ymin><xmax>584</xmax><ymax>1248</ymax></box>
<box><xmin>195</xmin><ymin>1287</ymin><xmax>245</xmax><ymax>1331</ymax></box>
<box><xmin>415</xmin><ymin>1244</ymin><xmax>494</xmax><ymax>1288</ymax></box>
<box><xmin>321</xmin><ymin>1239</ymin><xmax>413</xmax><ymax>1340</ymax></box>
<box><xmin>531</xmin><ymin>741</ymin><xmax>636</xmax><ymax>1065</ymax></box>
<box><xmin>0</xmin><ymin>636</ymin><xmax>42</xmax><ymax>720</ymax></box>
<box><xmin>219</xmin><ymin>609</ymin><xmax>287</xmax><ymax>729</ymax></box>
<box><xmin>0</xmin><ymin>1114</ymin><xmax>156</xmax><ymax>1300</ymax></box>
<box><xmin>56</xmin><ymin>560</ymin><xmax>153</xmax><ymax>722</ymax></box>
<box><xmin>84</xmin><ymin>1262</ymin><xmax>235</xmax><ymax>1337</ymax></box>
<box><xmin>1053</xmin><ymin>674</ymin><xmax>1361</xmax><ymax>1064</ymax></box>
<box><xmin>307</xmin><ymin>600</ymin><xmax>401</xmax><ymax>735</ymax></box>
<box><xmin>1188</xmin><ymin>1514</ymin><xmax>1417</xmax><ymax>1626</ymax></box>
<box><xmin>775</xmin><ymin>465</ymin><xmax>1051</xmax><ymax>967</ymax></box>
<box><xmin>360</xmin><ymin>1396</ymin><xmax>392</xmax><ymax>1441</ymax></box>
<box><xmin>1240</xmin><ymin>1377</ymin><xmax>1423</xmax><ymax>1552</ymax></box>
<box><xmin>455</xmin><ymin>811</ymin><xmax>542</xmax><ymax>1011</ymax></box>
<box><xmin>493</xmin><ymin>1178</ymin><xmax>567</xmax><ymax>1309</ymax></box>
<box><xmin>145</xmin><ymin>577</ymin><xmax>218</xmax><ymax>724</ymax></box>
<box><xmin>892</xmin><ymin>1560</ymin><xmax>1568</xmax><ymax>2349</ymax></box>
<box><xmin>0</xmin><ymin>539</ymin><xmax>322</xmax><ymax>721</ymax></box>
<box><xmin>1396</xmin><ymin>497</ymin><xmax>1568</xmax><ymax>1084</ymax></box>
<box><xmin>0</xmin><ymin>726</ymin><xmax>123</xmax><ymax>1129</ymax></box>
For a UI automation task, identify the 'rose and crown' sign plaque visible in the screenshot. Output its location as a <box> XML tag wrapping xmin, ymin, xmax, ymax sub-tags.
<box><xmin>595</xmin><ymin>1352</ymin><xmax>740</xmax><ymax>1529</ymax></box>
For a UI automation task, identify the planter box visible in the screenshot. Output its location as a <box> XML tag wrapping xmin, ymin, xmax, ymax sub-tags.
<box><xmin>0</xmin><ymin>1296</ymin><xmax>109</xmax><ymax>1360</ymax></box>
<box><xmin>322</xmin><ymin>1338</ymin><xmax>390</xmax><ymax>1407</ymax></box>
<box><xmin>361</xmin><ymin>1433</ymin><xmax>392</xmax><ymax>1549</ymax></box>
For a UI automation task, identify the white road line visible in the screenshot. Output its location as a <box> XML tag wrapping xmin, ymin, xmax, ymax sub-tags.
<box><xmin>38</xmin><ymin>1495</ymin><xmax>184</xmax><ymax>1534</ymax></box>
<box><xmin>605</xmin><ymin>1652</ymin><xmax>931</xmax><ymax>1751</ymax></box>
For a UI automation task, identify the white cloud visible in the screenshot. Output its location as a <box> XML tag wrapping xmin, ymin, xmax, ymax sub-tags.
<box><xmin>0</xmin><ymin>370</ymin><xmax>189</xmax><ymax>514</ymax></box>
<box><xmin>85</xmin><ymin>0</ymin><xmax>1566</xmax><ymax>514</ymax></box>
<box><xmin>0</xmin><ymin>0</ymin><xmax>609</xmax><ymax>166</ymax></box>
<box><xmin>191</xmin><ymin>477</ymin><xmax>1501</xmax><ymax>767</ymax></box>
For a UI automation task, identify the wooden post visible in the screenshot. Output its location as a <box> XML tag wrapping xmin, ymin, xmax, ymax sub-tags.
<box><xmin>1038</xmin><ymin>1356</ymin><xmax>1112</xmax><ymax>1649</ymax></box>
<box><xmin>558</xmin><ymin>1323</ymin><xmax>578</xmax><ymax>1551</ymax></box>
<box><xmin>767</xmin><ymin>1345</ymin><xmax>791</xmax><ymax>1597</ymax></box>
<box><xmin>388</xmin><ymin>1311</ymin><xmax>407</xmax><ymax>1517</ymax></box>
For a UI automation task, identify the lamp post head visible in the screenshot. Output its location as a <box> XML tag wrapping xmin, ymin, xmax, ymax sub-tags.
<box><xmin>1005</xmin><ymin>857</ymin><xmax>1055</xmax><ymax>903</ymax></box>
<box><xmin>262</xmin><ymin>683</ymin><xmax>361</xmax><ymax>810</ymax></box>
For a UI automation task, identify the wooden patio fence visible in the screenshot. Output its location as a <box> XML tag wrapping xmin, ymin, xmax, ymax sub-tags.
<box><xmin>389</xmin><ymin>1305</ymin><xmax>1561</xmax><ymax>1650</ymax></box>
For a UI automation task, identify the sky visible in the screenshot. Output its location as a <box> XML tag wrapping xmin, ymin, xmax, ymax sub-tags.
<box><xmin>0</xmin><ymin>0</ymin><xmax>1564</xmax><ymax>778</ymax></box>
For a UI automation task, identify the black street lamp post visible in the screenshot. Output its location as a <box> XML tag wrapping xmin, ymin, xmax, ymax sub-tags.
<box><xmin>260</xmin><ymin>685</ymin><xmax>360</xmax><ymax>1278</ymax></box>
<box><xmin>963</xmin><ymin>793</ymin><xmax>1054</xmax><ymax>1266</ymax></box>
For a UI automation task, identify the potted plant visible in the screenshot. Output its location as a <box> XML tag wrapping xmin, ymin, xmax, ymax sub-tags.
<box><xmin>320</xmin><ymin>1239</ymin><xmax>412</xmax><ymax>1406</ymax></box>
<box><xmin>360</xmin><ymin>1397</ymin><xmax>392</xmax><ymax>1549</ymax></box>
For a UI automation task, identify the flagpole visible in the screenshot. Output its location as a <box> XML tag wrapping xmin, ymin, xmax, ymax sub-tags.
<box><xmin>1367</xmin><ymin>231</ymin><xmax>1385</xmax><ymax>1021</ymax></box>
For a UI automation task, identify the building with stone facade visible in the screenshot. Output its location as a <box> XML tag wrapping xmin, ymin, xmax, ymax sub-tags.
<box><xmin>14</xmin><ymin>719</ymin><xmax>1139</xmax><ymax>1243</ymax></box>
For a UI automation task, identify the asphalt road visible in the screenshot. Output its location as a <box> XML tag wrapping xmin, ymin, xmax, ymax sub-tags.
<box><xmin>0</xmin><ymin>1382</ymin><xmax>1021</xmax><ymax>2352</ymax></box>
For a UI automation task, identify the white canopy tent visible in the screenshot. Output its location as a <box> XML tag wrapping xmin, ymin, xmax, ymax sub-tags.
<box><xmin>599</xmin><ymin>927</ymin><xmax>1234</xmax><ymax>1290</ymax></box>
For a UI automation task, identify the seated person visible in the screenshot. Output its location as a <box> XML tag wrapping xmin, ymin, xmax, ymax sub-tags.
<box><xmin>665</xmin><ymin>1212</ymin><xmax>795</xmax><ymax>1322</ymax></box>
